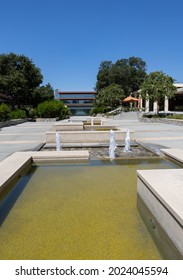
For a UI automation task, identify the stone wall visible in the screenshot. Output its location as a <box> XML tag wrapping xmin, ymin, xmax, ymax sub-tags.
<box><xmin>0</xmin><ymin>119</ymin><xmax>29</xmax><ymax>128</ymax></box>
<box><xmin>139</xmin><ymin>117</ymin><xmax>183</xmax><ymax>126</ymax></box>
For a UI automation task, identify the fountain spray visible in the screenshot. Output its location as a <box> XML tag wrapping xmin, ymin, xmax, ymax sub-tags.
<box><xmin>56</xmin><ymin>132</ymin><xmax>61</xmax><ymax>151</ymax></box>
<box><xmin>109</xmin><ymin>129</ymin><xmax>116</xmax><ymax>159</ymax></box>
<box><xmin>124</xmin><ymin>129</ymin><xmax>131</xmax><ymax>152</ymax></box>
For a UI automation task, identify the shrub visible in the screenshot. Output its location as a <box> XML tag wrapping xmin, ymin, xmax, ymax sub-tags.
<box><xmin>61</xmin><ymin>105</ymin><xmax>71</xmax><ymax>119</ymax></box>
<box><xmin>90</xmin><ymin>107</ymin><xmax>109</xmax><ymax>116</ymax></box>
<box><xmin>0</xmin><ymin>103</ymin><xmax>11</xmax><ymax>121</ymax></box>
<box><xmin>29</xmin><ymin>108</ymin><xmax>37</xmax><ymax>119</ymax></box>
<box><xmin>36</xmin><ymin>100</ymin><xmax>70</xmax><ymax>119</ymax></box>
<box><xmin>10</xmin><ymin>109</ymin><xmax>27</xmax><ymax>119</ymax></box>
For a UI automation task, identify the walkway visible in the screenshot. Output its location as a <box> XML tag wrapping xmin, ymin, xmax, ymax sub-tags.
<box><xmin>105</xmin><ymin>112</ymin><xmax>183</xmax><ymax>150</ymax></box>
<box><xmin>0</xmin><ymin>121</ymin><xmax>53</xmax><ymax>162</ymax></box>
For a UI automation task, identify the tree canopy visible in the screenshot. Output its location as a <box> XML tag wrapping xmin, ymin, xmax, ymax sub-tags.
<box><xmin>32</xmin><ymin>83</ymin><xmax>54</xmax><ymax>107</ymax></box>
<box><xmin>0</xmin><ymin>53</ymin><xmax>43</xmax><ymax>107</ymax></box>
<box><xmin>94</xmin><ymin>83</ymin><xmax>124</xmax><ymax>111</ymax></box>
<box><xmin>140</xmin><ymin>71</ymin><xmax>176</xmax><ymax>114</ymax></box>
<box><xmin>96</xmin><ymin>57</ymin><xmax>147</xmax><ymax>95</ymax></box>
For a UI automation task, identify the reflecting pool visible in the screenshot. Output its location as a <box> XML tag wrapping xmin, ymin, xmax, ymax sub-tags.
<box><xmin>0</xmin><ymin>158</ymin><xmax>181</xmax><ymax>260</ymax></box>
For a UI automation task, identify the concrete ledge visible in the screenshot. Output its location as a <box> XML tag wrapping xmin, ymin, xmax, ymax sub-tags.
<box><xmin>0</xmin><ymin>150</ymin><xmax>89</xmax><ymax>193</ymax></box>
<box><xmin>137</xmin><ymin>169</ymin><xmax>183</xmax><ymax>256</ymax></box>
<box><xmin>44</xmin><ymin>142</ymin><xmax>138</xmax><ymax>149</ymax></box>
<box><xmin>52</xmin><ymin>122</ymin><xmax>117</xmax><ymax>132</ymax></box>
<box><xmin>30</xmin><ymin>151</ymin><xmax>89</xmax><ymax>162</ymax></box>
<box><xmin>0</xmin><ymin>152</ymin><xmax>32</xmax><ymax>193</ymax></box>
<box><xmin>69</xmin><ymin>117</ymin><xmax>104</xmax><ymax>124</ymax></box>
<box><xmin>84</xmin><ymin>125</ymin><xmax>117</xmax><ymax>131</ymax></box>
<box><xmin>45</xmin><ymin>129</ymin><xmax>135</xmax><ymax>144</ymax></box>
<box><xmin>161</xmin><ymin>148</ymin><xmax>183</xmax><ymax>164</ymax></box>
<box><xmin>52</xmin><ymin>122</ymin><xmax>84</xmax><ymax>131</ymax></box>
<box><xmin>137</xmin><ymin>194</ymin><xmax>182</xmax><ymax>259</ymax></box>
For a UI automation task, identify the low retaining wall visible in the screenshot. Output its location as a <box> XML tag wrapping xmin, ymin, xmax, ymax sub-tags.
<box><xmin>0</xmin><ymin>119</ymin><xmax>29</xmax><ymax>128</ymax></box>
<box><xmin>45</xmin><ymin>129</ymin><xmax>135</xmax><ymax>144</ymax></box>
<box><xmin>161</xmin><ymin>148</ymin><xmax>183</xmax><ymax>164</ymax></box>
<box><xmin>52</xmin><ymin>122</ymin><xmax>117</xmax><ymax>132</ymax></box>
<box><xmin>0</xmin><ymin>152</ymin><xmax>32</xmax><ymax>193</ymax></box>
<box><xmin>84</xmin><ymin>125</ymin><xmax>117</xmax><ymax>131</ymax></box>
<box><xmin>139</xmin><ymin>117</ymin><xmax>183</xmax><ymax>126</ymax></box>
<box><xmin>52</xmin><ymin>122</ymin><xmax>84</xmax><ymax>131</ymax></box>
<box><xmin>137</xmin><ymin>168</ymin><xmax>183</xmax><ymax>259</ymax></box>
<box><xmin>69</xmin><ymin>117</ymin><xmax>103</xmax><ymax>124</ymax></box>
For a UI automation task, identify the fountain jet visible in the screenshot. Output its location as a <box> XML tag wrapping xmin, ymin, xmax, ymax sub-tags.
<box><xmin>124</xmin><ymin>129</ymin><xmax>131</xmax><ymax>152</ymax></box>
<box><xmin>56</xmin><ymin>132</ymin><xmax>61</xmax><ymax>151</ymax></box>
<box><xmin>109</xmin><ymin>129</ymin><xmax>116</xmax><ymax>159</ymax></box>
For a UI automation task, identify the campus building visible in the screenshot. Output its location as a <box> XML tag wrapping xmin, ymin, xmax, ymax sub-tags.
<box><xmin>54</xmin><ymin>83</ymin><xmax>183</xmax><ymax>115</ymax></box>
<box><xmin>54</xmin><ymin>89</ymin><xmax>96</xmax><ymax>115</ymax></box>
<box><xmin>139</xmin><ymin>83</ymin><xmax>183</xmax><ymax>113</ymax></box>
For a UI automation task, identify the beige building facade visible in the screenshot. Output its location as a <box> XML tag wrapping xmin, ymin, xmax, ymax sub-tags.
<box><xmin>139</xmin><ymin>83</ymin><xmax>183</xmax><ymax>113</ymax></box>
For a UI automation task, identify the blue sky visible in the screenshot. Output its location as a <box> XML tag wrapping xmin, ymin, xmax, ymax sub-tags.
<box><xmin>0</xmin><ymin>0</ymin><xmax>183</xmax><ymax>91</ymax></box>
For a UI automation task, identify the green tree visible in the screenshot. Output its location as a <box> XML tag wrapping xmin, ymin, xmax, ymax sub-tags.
<box><xmin>0</xmin><ymin>53</ymin><xmax>43</xmax><ymax>107</ymax></box>
<box><xmin>96</xmin><ymin>61</ymin><xmax>113</xmax><ymax>90</ymax></box>
<box><xmin>140</xmin><ymin>71</ymin><xmax>176</xmax><ymax>114</ymax></box>
<box><xmin>94</xmin><ymin>83</ymin><xmax>124</xmax><ymax>111</ymax></box>
<box><xmin>96</xmin><ymin>57</ymin><xmax>147</xmax><ymax>95</ymax></box>
<box><xmin>36</xmin><ymin>100</ymin><xmax>70</xmax><ymax>119</ymax></box>
<box><xmin>32</xmin><ymin>83</ymin><xmax>54</xmax><ymax>107</ymax></box>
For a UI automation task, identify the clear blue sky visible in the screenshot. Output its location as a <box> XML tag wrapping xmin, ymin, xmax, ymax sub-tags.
<box><xmin>0</xmin><ymin>0</ymin><xmax>183</xmax><ymax>91</ymax></box>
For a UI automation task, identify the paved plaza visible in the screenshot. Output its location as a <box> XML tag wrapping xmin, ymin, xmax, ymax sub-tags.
<box><xmin>107</xmin><ymin>112</ymin><xmax>183</xmax><ymax>150</ymax></box>
<box><xmin>0</xmin><ymin>112</ymin><xmax>183</xmax><ymax>162</ymax></box>
<box><xmin>0</xmin><ymin>121</ymin><xmax>53</xmax><ymax>162</ymax></box>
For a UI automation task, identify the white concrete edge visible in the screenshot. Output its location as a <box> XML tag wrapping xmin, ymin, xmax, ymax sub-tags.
<box><xmin>137</xmin><ymin>148</ymin><xmax>183</xmax><ymax>226</ymax></box>
<box><xmin>0</xmin><ymin>150</ymin><xmax>89</xmax><ymax>193</ymax></box>
<box><xmin>45</xmin><ymin>129</ymin><xmax>135</xmax><ymax>144</ymax></box>
<box><xmin>0</xmin><ymin>152</ymin><xmax>32</xmax><ymax>193</ymax></box>
<box><xmin>161</xmin><ymin>148</ymin><xmax>183</xmax><ymax>164</ymax></box>
<box><xmin>137</xmin><ymin>169</ymin><xmax>183</xmax><ymax>226</ymax></box>
<box><xmin>30</xmin><ymin>151</ymin><xmax>89</xmax><ymax>159</ymax></box>
<box><xmin>137</xmin><ymin>177</ymin><xmax>183</xmax><ymax>256</ymax></box>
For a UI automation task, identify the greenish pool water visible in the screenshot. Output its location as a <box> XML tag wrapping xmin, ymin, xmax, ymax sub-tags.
<box><xmin>0</xmin><ymin>158</ymin><xmax>181</xmax><ymax>260</ymax></box>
